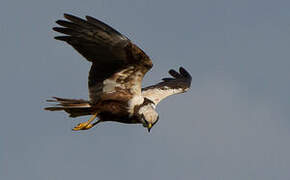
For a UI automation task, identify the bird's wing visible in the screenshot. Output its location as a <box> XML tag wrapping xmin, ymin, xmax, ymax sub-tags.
<box><xmin>142</xmin><ymin>67</ymin><xmax>191</xmax><ymax>105</ymax></box>
<box><xmin>53</xmin><ymin>14</ymin><xmax>153</xmax><ymax>104</ymax></box>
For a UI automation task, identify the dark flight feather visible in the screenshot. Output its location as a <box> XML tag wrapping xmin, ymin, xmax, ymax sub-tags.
<box><xmin>53</xmin><ymin>14</ymin><xmax>153</xmax><ymax>104</ymax></box>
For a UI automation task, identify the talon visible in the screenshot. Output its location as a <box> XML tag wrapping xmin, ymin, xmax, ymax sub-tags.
<box><xmin>72</xmin><ymin>112</ymin><xmax>98</xmax><ymax>131</ymax></box>
<box><xmin>73</xmin><ymin>122</ymin><xmax>92</xmax><ymax>131</ymax></box>
<box><xmin>83</xmin><ymin>124</ymin><xmax>93</xmax><ymax>130</ymax></box>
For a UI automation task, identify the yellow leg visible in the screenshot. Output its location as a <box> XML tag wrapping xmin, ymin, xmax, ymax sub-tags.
<box><xmin>73</xmin><ymin>112</ymin><xmax>98</xmax><ymax>131</ymax></box>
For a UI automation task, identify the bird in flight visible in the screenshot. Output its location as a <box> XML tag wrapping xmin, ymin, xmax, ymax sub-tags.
<box><xmin>45</xmin><ymin>14</ymin><xmax>192</xmax><ymax>132</ymax></box>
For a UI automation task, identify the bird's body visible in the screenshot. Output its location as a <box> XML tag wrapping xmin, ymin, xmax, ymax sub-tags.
<box><xmin>45</xmin><ymin>14</ymin><xmax>191</xmax><ymax>132</ymax></box>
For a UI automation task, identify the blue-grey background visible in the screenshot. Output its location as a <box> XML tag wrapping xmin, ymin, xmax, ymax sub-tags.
<box><xmin>1</xmin><ymin>0</ymin><xmax>290</xmax><ymax>179</ymax></box>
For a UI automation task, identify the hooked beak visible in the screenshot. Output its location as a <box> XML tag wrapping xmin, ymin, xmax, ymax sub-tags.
<box><xmin>147</xmin><ymin>123</ymin><xmax>152</xmax><ymax>132</ymax></box>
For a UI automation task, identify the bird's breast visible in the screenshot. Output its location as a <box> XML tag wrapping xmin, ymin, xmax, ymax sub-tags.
<box><xmin>127</xmin><ymin>95</ymin><xmax>144</xmax><ymax>116</ymax></box>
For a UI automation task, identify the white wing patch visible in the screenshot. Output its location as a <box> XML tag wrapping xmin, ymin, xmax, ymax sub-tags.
<box><xmin>130</xmin><ymin>70</ymin><xmax>143</xmax><ymax>95</ymax></box>
<box><xmin>142</xmin><ymin>86</ymin><xmax>184</xmax><ymax>105</ymax></box>
<box><xmin>103</xmin><ymin>79</ymin><xmax>119</xmax><ymax>93</ymax></box>
<box><xmin>102</xmin><ymin>66</ymin><xmax>134</xmax><ymax>93</ymax></box>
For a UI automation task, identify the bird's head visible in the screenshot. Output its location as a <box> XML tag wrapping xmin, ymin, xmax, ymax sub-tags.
<box><xmin>138</xmin><ymin>104</ymin><xmax>159</xmax><ymax>132</ymax></box>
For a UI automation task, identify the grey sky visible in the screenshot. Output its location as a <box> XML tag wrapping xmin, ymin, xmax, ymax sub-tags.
<box><xmin>1</xmin><ymin>0</ymin><xmax>290</xmax><ymax>179</ymax></box>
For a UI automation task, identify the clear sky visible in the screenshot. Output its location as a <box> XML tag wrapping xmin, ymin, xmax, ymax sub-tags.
<box><xmin>1</xmin><ymin>0</ymin><xmax>290</xmax><ymax>179</ymax></box>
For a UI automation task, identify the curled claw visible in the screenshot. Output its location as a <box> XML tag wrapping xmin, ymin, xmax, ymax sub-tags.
<box><xmin>73</xmin><ymin>122</ymin><xmax>93</xmax><ymax>131</ymax></box>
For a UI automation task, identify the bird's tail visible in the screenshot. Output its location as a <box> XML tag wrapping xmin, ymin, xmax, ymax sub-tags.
<box><xmin>44</xmin><ymin>97</ymin><xmax>93</xmax><ymax>117</ymax></box>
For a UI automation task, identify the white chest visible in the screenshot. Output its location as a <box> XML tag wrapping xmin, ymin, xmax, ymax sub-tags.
<box><xmin>127</xmin><ymin>95</ymin><xmax>144</xmax><ymax>116</ymax></box>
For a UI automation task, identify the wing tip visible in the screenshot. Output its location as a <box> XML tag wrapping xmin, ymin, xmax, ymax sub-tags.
<box><xmin>179</xmin><ymin>67</ymin><xmax>192</xmax><ymax>79</ymax></box>
<box><xmin>54</xmin><ymin>36</ymin><xmax>70</xmax><ymax>41</ymax></box>
<box><xmin>63</xmin><ymin>13</ymin><xmax>76</xmax><ymax>19</ymax></box>
<box><xmin>63</xmin><ymin>13</ymin><xmax>88</xmax><ymax>24</ymax></box>
<box><xmin>55</xmin><ymin>20</ymin><xmax>69</xmax><ymax>26</ymax></box>
<box><xmin>168</xmin><ymin>69</ymin><xmax>180</xmax><ymax>78</ymax></box>
<box><xmin>168</xmin><ymin>66</ymin><xmax>191</xmax><ymax>79</ymax></box>
<box><xmin>52</xmin><ymin>27</ymin><xmax>63</xmax><ymax>32</ymax></box>
<box><xmin>167</xmin><ymin>67</ymin><xmax>192</xmax><ymax>87</ymax></box>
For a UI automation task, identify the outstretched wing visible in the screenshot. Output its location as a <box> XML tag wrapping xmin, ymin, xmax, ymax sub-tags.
<box><xmin>142</xmin><ymin>67</ymin><xmax>191</xmax><ymax>105</ymax></box>
<box><xmin>53</xmin><ymin>14</ymin><xmax>153</xmax><ymax>104</ymax></box>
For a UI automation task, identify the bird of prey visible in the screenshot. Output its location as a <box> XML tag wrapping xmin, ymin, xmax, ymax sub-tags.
<box><xmin>45</xmin><ymin>14</ymin><xmax>192</xmax><ymax>132</ymax></box>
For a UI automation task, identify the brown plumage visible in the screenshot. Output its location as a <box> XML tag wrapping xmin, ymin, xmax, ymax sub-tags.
<box><xmin>45</xmin><ymin>14</ymin><xmax>191</xmax><ymax>132</ymax></box>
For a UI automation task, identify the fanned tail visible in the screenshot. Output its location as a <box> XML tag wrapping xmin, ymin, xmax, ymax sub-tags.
<box><xmin>44</xmin><ymin>97</ymin><xmax>92</xmax><ymax>117</ymax></box>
